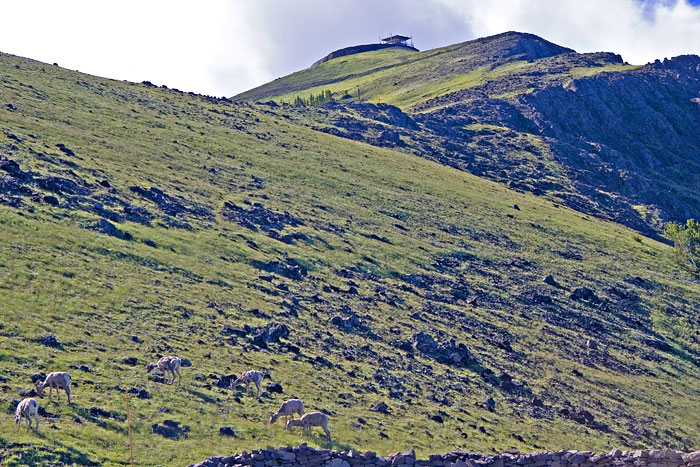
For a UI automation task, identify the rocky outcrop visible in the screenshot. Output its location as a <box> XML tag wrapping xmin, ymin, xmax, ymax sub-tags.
<box><xmin>312</xmin><ymin>43</ymin><xmax>418</xmax><ymax>67</ymax></box>
<box><xmin>190</xmin><ymin>446</ymin><xmax>700</xmax><ymax>467</ymax></box>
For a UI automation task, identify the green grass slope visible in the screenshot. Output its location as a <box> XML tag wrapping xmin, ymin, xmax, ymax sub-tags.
<box><xmin>233</xmin><ymin>31</ymin><xmax>631</xmax><ymax>110</ymax></box>
<box><xmin>0</xmin><ymin>51</ymin><xmax>699</xmax><ymax>467</ymax></box>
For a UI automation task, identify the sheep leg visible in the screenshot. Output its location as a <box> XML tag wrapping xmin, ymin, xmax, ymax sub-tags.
<box><xmin>176</xmin><ymin>367</ymin><xmax>181</xmax><ymax>385</ymax></box>
<box><xmin>66</xmin><ymin>387</ymin><xmax>72</xmax><ymax>405</ymax></box>
<box><xmin>34</xmin><ymin>412</ymin><xmax>39</xmax><ymax>432</ymax></box>
<box><xmin>324</xmin><ymin>425</ymin><xmax>331</xmax><ymax>441</ymax></box>
<box><xmin>245</xmin><ymin>382</ymin><xmax>250</xmax><ymax>396</ymax></box>
<box><xmin>255</xmin><ymin>381</ymin><xmax>261</xmax><ymax>398</ymax></box>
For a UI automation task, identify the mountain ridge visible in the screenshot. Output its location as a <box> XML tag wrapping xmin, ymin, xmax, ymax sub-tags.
<box><xmin>234</xmin><ymin>33</ymin><xmax>699</xmax><ymax>237</ymax></box>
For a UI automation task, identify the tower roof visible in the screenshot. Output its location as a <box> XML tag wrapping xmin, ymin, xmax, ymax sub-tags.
<box><xmin>382</xmin><ymin>35</ymin><xmax>411</xmax><ymax>42</ymax></box>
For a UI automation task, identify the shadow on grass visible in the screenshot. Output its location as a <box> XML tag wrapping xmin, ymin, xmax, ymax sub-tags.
<box><xmin>307</xmin><ymin>433</ymin><xmax>354</xmax><ymax>452</ymax></box>
<box><xmin>183</xmin><ymin>387</ymin><xmax>218</xmax><ymax>404</ymax></box>
<box><xmin>73</xmin><ymin>406</ymin><xmax>126</xmax><ymax>435</ymax></box>
<box><xmin>0</xmin><ymin>434</ymin><xmax>100</xmax><ymax>467</ymax></box>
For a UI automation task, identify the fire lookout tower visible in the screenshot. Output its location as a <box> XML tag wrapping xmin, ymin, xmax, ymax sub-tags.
<box><xmin>381</xmin><ymin>34</ymin><xmax>414</xmax><ymax>48</ymax></box>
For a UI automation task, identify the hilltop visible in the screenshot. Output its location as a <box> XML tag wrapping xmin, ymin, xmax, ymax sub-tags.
<box><xmin>0</xmin><ymin>32</ymin><xmax>698</xmax><ymax>466</ymax></box>
<box><xmin>235</xmin><ymin>32</ymin><xmax>700</xmax><ymax>238</ymax></box>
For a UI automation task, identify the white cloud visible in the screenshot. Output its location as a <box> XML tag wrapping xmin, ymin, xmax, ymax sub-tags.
<box><xmin>438</xmin><ymin>0</ymin><xmax>700</xmax><ymax>64</ymax></box>
<box><xmin>0</xmin><ymin>1</ymin><xmax>699</xmax><ymax>97</ymax></box>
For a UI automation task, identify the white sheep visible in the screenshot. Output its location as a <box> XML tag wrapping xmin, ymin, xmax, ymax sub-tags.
<box><xmin>15</xmin><ymin>398</ymin><xmax>39</xmax><ymax>432</ymax></box>
<box><xmin>146</xmin><ymin>356</ymin><xmax>182</xmax><ymax>385</ymax></box>
<box><xmin>269</xmin><ymin>399</ymin><xmax>304</xmax><ymax>425</ymax></box>
<box><xmin>230</xmin><ymin>370</ymin><xmax>263</xmax><ymax>398</ymax></box>
<box><xmin>286</xmin><ymin>411</ymin><xmax>331</xmax><ymax>440</ymax></box>
<box><xmin>35</xmin><ymin>372</ymin><xmax>72</xmax><ymax>404</ymax></box>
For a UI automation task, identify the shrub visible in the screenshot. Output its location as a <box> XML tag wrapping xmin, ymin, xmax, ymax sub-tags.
<box><xmin>665</xmin><ymin>219</ymin><xmax>699</xmax><ymax>273</ymax></box>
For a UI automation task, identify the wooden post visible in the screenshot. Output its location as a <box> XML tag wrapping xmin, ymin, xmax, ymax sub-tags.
<box><xmin>126</xmin><ymin>391</ymin><xmax>134</xmax><ymax>467</ymax></box>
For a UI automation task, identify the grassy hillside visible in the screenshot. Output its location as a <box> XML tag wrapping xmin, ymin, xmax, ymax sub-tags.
<box><xmin>0</xmin><ymin>49</ymin><xmax>699</xmax><ymax>467</ymax></box>
<box><xmin>234</xmin><ymin>31</ymin><xmax>630</xmax><ymax>111</ymax></box>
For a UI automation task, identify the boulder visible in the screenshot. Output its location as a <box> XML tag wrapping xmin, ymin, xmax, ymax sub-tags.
<box><xmin>267</xmin><ymin>383</ymin><xmax>283</xmax><ymax>394</ymax></box>
<box><xmin>370</xmin><ymin>401</ymin><xmax>391</xmax><ymax>414</ymax></box>
<box><xmin>152</xmin><ymin>420</ymin><xmax>190</xmax><ymax>440</ymax></box>
<box><xmin>40</xmin><ymin>334</ymin><xmax>63</xmax><ymax>349</ymax></box>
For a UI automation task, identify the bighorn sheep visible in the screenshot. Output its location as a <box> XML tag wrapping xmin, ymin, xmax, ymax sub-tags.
<box><xmin>35</xmin><ymin>372</ymin><xmax>72</xmax><ymax>404</ymax></box>
<box><xmin>270</xmin><ymin>399</ymin><xmax>304</xmax><ymax>425</ymax></box>
<box><xmin>230</xmin><ymin>370</ymin><xmax>263</xmax><ymax>398</ymax></box>
<box><xmin>146</xmin><ymin>356</ymin><xmax>181</xmax><ymax>384</ymax></box>
<box><xmin>15</xmin><ymin>398</ymin><xmax>39</xmax><ymax>432</ymax></box>
<box><xmin>286</xmin><ymin>411</ymin><xmax>331</xmax><ymax>440</ymax></box>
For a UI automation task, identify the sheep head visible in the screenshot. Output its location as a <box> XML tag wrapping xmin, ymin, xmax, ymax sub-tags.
<box><xmin>285</xmin><ymin>418</ymin><xmax>301</xmax><ymax>430</ymax></box>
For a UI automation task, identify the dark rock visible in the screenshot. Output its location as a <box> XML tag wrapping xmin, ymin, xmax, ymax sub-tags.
<box><xmin>215</xmin><ymin>374</ymin><xmax>236</xmax><ymax>388</ymax></box>
<box><xmin>251</xmin><ymin>258</ymin><xmax>307</xmax><ymax>281</ymax></box>
<box><xmin>411</xmin><ymin>331</ymin><xmax>475</xmax><ymax>366</ymax></box>
<box><xmin>55</xmin><ymin>143</ymin><xmax>76</xmax><ymax>157</ymax></box>
<box><xmin>31</xmin><ymin>373</ymin><xmax>47</xmax><ymax>384</ymax></box>
<box><xmin>152</xmin><ymin>420</ymin><xmax>190</xmax><ymax>440</ymax></box>
<box><xmin>96</xmin><ymin>218</ymin><xmax>132</xmax><ymax>241</ymax></box>
<box><xmin>123</xmin><ymin>357</ymin><xmax>138</xmax><ymax>365</ymax></box>
<box><xmin>38</xmin><ymin>405</ymin><xmax>59</xmax><ymax>419</ymax></box>
<box><xmin>267</xmin><ymin>383</ymin><xmax>283</xmax><ymax>394</ymax></box>
<box><xmin>137</xmin><ymin>389</ymin><xmax>151</xmax><ymax>399</ymax></box>
<box><xmin>485</xmin><ymin>397</ymin><xmax>496</xmax><ymax>412</ymax></box>
<box><xmin>181</xmin><ymin>358</ymin><xmax>193</xmax><ymax>367</ymax></box>
<box><xmin>222</xmin><ymin>201</ymin><xmax>303</xmax><ymax>234</ymax></box>
<box><xmin>643</xmin><ymin>337</ymin><xmax>673</xmax><ymax>352</ymax></box>
<box><xmin>40</xmin><ymin>334</ymin><xmax>63</xmax><ymax>349</ymax></box>
<box><xmin>370</xmin><ymin>401</ymin><xmax>391</xmax><ymax>414</ymax></box>
<box><xmin>130</xmin><ymin>185</ymin><xmax>212</xmax><ymax>221</ymax></box>
<box><xmin>250</xmin><ymin>322</ymin><xmax>290</xmax><ymax>348</ymax></box>
<box><xmin>543</xmin><ymin>275</ymin><xmax>558</xmax><ymax>286</ymax></box>
<box><xmin>428</xmin><ymin>413</ymin><xmax>444</xmax><ymax>423</ymax></box>
<box><xmin>571</xmin><ymin>287</ymin><xmax>597</xmax><ymax>301</ymax></box>
<box><xmin>219</xmin><ymin>426</ymin><xmax>236</xmax><ymax>437</ymax></box>
<box><xmin>36</xmin><ymin>176</ymin><xmax>89</xmax><ymax>195</ymax></box>
<box><xmin>330</xmin><ymin>312</ymin><xmax>366</xmax><ymax>333</ymax></box>
<box><xmin>88</xmin><ymin>407</ymin><xmax>113</xmax><ymax>419</ymax></box>
<box><xmin>43</xmin><ymin>195</ymin><xmax>59</xmax><ymax>206</ymax></box>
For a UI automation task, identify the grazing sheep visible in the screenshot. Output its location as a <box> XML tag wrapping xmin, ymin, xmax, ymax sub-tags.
<box><xmin>230</xmin><ymin>370</ymin><xmax>263</xmax><ymax>398</ymax></box>
<box><xmin>286</xmin><ymin>411</ymin><xmax>331</xmax><ymax>440</ymax></box>
<box><xmin>270</xmin><ymin>399</ymin><xmax>304</xmax><ymax>425</ymax></box>
<box><xmin>15</xmin><ymin>398</ymin><xmax>39</xmax><ymax>432</ymax></box>
<box><xmin>146</xmin><ymin>356</ymin><xmax>182</xmax><ymax>385</ymax></box>
<box><xmin>35</xmin><ymin>372</ymin><xmax>72</xmax><ymax>404</ymax></box>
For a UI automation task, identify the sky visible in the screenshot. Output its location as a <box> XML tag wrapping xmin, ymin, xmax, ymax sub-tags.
<box><xmin>0</xmin><ymin>0</ymin><xmax>699</xmax><ymax>97</ymax></box>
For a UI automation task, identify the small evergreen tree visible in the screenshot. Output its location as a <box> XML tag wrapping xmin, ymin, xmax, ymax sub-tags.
<box><xmin>665</xmin><ymin>219</ymin><xmax>699</xmax><ymax>273</ymax></box>
<box><xmin>292</xmin><ymin>90</ymin><xmax>334</xmax><ymax>107</ymax></box>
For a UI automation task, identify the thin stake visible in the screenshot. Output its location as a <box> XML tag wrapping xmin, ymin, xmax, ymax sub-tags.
<box><xmin>126</xmin><ymin>390</ymin><xmax>134</xmax><ymax>467</ymax></box>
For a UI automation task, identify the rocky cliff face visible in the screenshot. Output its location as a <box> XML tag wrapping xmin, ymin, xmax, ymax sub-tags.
<box><xmin>521</xmin><ymin>56</ymin><xmax>700</xmax><ymax>229</ymax></box>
